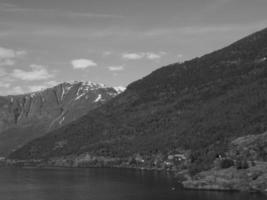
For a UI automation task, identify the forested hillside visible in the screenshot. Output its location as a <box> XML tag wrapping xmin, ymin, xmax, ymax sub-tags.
<box><xmin>9</xmin><ymin>28</ymin><xmax>267</xmax><ymax>172</ymax></box>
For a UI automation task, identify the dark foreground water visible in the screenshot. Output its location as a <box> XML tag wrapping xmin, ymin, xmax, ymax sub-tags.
<box><xmin>0</xmin><ymin>168</ymin><xmax>265</xmax><ymax>200</ymax></box>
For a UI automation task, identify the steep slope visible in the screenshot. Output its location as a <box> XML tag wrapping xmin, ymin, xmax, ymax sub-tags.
<box><xmin>9</xmin><ymin>28</ymin><xmax>267</xmax><ymax>172</ymax></box>
<box><xmin>0</xmin><ymin>81</ymin><xmax>124</xmax><ymax>156</ymax></box>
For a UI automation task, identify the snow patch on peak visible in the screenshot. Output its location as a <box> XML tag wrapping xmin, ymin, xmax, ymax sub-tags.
<box><xmin>59</xmin><ymin>116</ymin><xmax>65</xmax><ymax>125</ymax></box>
<box><xmin>75</xmin><ymin>87</ymin><xmax>85</xmax><ymax>100</ymax></box>
<box><xmin>65</xmin><ymin>80</ymin><xmax>106</xmax><ymax>88</ymax></box>
<box><xmin>81</xmin><ymin>81</ymin><xmax>107</xmax><ymax>90</ymax></box>
<box><xmin>61</xmin><ymin>85</ymin><xmax>66</xmax><ymax>101</ymax></box>
<box><xmin>94</xmin><ymin>94</ymin><xmax>102</xmax><ymax>102</ymax></box>
<box><xmin>114</xmin><ymin>86</ymin><xmax>126</xmax><ymax>93</ymax></box>
<box><xmin>82</xmin><ymin>81</ymin><xmax>105</xmax><ymax>87</ymax></box>
<box><xmin>75</xmin><ymin>93</ymin><xmax>85</xmax><ymax>101</ymax></box>
<box><xmin>255</xmin><ymin>57</ymin><xmax>267</xmax><ymax>63</ymax></box>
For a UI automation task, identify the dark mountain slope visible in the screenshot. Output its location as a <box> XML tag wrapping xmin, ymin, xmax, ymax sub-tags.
<box><xmin>9</xmin><ymin>28</ymin><xmax>267</xmax><ymax>170</ymax></box>
<box><xmin>0</xmin><ymin>81</ymin><xmax>123</xmax><ymax>156</ymax></box>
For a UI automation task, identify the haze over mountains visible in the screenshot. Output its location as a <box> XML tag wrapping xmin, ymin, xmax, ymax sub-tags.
<box><xmin>0</xmin><ymin>81</ymin><xmax>124</xmax><ymax>156</ymax></box>
<box><xmin>8</xmin><ymin>26</ymin><xmax>267</xmax><ymax>176</ymax></box>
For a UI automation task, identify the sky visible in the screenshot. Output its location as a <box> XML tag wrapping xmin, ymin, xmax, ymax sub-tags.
<box><xmin>0</xmin><ymin>0</ymin><xmax>267</xmax><ymax>95</ymax></box>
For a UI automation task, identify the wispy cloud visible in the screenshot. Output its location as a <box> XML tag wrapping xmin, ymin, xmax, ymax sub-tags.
<box><xmin>11</xmin><ymin>64</ymin><xmax>54</xmax><ymax>81</ymax></box>
<box><xmin>122</xmin><ymin>53</ymin><xmax>144</xmax><ymax>60</ymax></box>
<box><xmin>27</xmin><ymin>80</ymin><xmax>59</xmax><ymax>92</ymax></box>
<box><xmin>122</xmin><ymin>52</ymin><xmax>166</xmax><ymax>60</ymax></box>
<box><xmin>146</xmin><ymin>52</ymin><xmax>166</xmax><ymax>60</ymax></box>
<box><xmin>71</xmin><ymin>59</ymin><xmax>97</xmax><ymax>69</ymax></box>
<box><xmin>0</xmin><ymin>47</ymin><xmax>26</xmax><ymax>66</ymax></box>
<box><xmin>102</xmin><ymin>51</ymin><xmax>112</xmax><ymax>56</ymax></box>
<box><xmin>0</xmin><ymin>68</ymin><xmax>15</xmax><ymax>93</ymax></box>
<box><xmin>108</xmin><ymin>65</ymin><xmax>124</xmax><ymax>71</ymax></box>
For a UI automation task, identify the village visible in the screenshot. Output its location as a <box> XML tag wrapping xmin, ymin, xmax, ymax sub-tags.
<box><xmin>2</xmin><ymin>151</ymin><xmax>190</xmax><ymax>172</ymax></box>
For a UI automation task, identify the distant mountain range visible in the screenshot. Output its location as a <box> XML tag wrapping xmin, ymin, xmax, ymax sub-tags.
<box><xmin>9</xmin><ymin>27</ymin><xmax>267</xmax><ymax>174</ymax></box>
<box><xmin>0</xmin><ymin>81</ymin><xmax>124</xmax><ymax>156</ymax></box>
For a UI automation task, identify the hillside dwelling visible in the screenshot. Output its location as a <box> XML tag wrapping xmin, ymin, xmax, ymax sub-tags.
<box><xmin>135</xmin><ymin>154</ymin><xmax>145</xmax><ymax>163</ymax></box>
<box><xmin>166</xmin><ymin>153</ymin><xmax>188</xmax><ymax>169</ymax></box>
<box><xmin>164</xmin><ymin>161</ymin><xmax>172</xmax><ymax>168</ymax></box>
<box><xmin>216</xmin><ymin>154</ymin><xmax>223</xmax><ymax>160</ymax></box>
<box><xmin>128</xmin><ymin>154</ymin><xmax>145</xmax><ymax>166</ymax></box>
<box><xmin>168</xmin><ymin>154</ymin><xmax>187</xmax><ymax>161</ymax></box>
<box><xmin>174</xmin><ymin>154</ymin><xmax>186</xmax><ymax>161</ymax></box>
<box><xmin>255</xmin><ymin>57</ymin><xmax>267</xmax><ymax>63</ymax></box>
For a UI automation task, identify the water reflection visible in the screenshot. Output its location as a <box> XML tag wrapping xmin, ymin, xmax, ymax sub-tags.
<box><xmin>0</xmin><ymin>168</ymin><xmax>265</xmax><ymax>200</ymax></box>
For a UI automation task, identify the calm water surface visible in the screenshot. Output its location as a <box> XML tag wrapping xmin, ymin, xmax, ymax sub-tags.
<box><xmin>0</xmin><ymin>168</ymin><xmax>265</xmax><ymax>200</ymax></box>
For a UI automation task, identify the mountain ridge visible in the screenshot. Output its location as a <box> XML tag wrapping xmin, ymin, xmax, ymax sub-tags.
<box><xmin>0</xmin><ymin>81</ymin><xmax>124</xmax><ymax>156</ymax></box>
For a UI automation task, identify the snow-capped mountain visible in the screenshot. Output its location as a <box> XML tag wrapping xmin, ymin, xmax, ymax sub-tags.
<box><xmin>0</xmin><ymin>81</ymin><xmax>125</xmax><ymax>156</ymax></box>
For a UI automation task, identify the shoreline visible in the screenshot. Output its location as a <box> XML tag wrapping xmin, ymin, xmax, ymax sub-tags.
<box><xmin>1</xmin><ymin>160</ymin><xmax>267</xmax><ymax>195</ymax></box>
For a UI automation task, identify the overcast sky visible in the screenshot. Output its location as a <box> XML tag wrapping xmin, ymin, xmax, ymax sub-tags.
<box><xmin>0</xmin><ymin>0</ymin><xmax>267</xmax><ymax>95</ymax></box>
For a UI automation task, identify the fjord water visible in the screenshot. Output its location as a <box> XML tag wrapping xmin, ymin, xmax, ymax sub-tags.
<box><xmin>0</xmin><ymin>168</ymin><xmax>265</xmax><ymax>200</ymax></box>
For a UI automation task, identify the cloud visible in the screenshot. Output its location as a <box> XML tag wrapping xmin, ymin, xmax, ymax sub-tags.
<box><xmin>122</xmin><ymin>53</ymin><xmax>145</xmax><ymax>60</ymax></box>
<box><xmin>146</xmin><ymin>53</ymin><xmax>161</xmax><ymax>60</ymax></box>
<box><xmin>102</xmin><ymin>51</ymin><xmax>112</xmax><ymax>56</ymax></box>
<box><xmin>0</xmin><ymin>47</ymin><xmax>27</xmax><ymax>66</ymax></box>
<box><xmin>0</xmin><ymin>68</ymin><xmax>10</xmax><ymax>88</ymax></box>
<box><xmin>71</xmin><ymin>59</ymin><xmax>97</xmax><ymax>69</ymax></box>
<box><xmin>46</xmin><ymin>80</ymin><xmax>60</xmax><ymax>86</ymax></box>
<box><xmin>11</xmin><ymin>64</ymin><xmax>53</xmax><ymax>81</ymax></box>
<box><xmin>108</xmin><ymin>65</ymin><xmax>124</xmax><ymax>71</ymax></box>
<box><xmin>0</xmin><ymin>47</ymin><xmax>16</xmax><ymax>58</ymax></box>
<box><xmin>28</xmin><ymin>80</ymin><xmax>60</xmax><ymax>92</ymax></box>
<box><xmin>122</xmin><ymin>52</ymin><xmax>166</xmax><ymax>60</ymax></box>
<box><xmin>0</xmin><ymin>68</ymin><xmax>15</xmax><ymax>83</ymax></box>
<box><xmin>0</xmin><ymin>68</ymin><xmax>14</xmax><ymax>92</ymax></box>
<box><xmin>0</xmin><ymin>47</ymin><xmax>26</xmax><ymax>59</ymax></box>
<box><xmin>28</xmin><ymin>85</ymin><xmax>46</xmax><ymax>92</ymax></box>
<box><xmin>146</xmin><ymin>52</ymin><xmax>166</xmax><ymax>60</ymax></box>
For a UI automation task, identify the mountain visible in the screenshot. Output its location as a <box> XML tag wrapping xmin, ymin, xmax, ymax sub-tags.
<box><xmin>0</xmin><ymin>81</ymin><xmax>124</xmax><ymax>156</ymax></box>
<box><xmin>9</xmin><ymin>27</ymin><xmax>267</xmax><ymax>173</ymax></box>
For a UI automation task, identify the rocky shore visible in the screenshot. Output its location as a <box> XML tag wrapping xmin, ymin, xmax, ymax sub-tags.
<box><xmin>182</xmin><ymin>162</ymin><xmax>267</xmax><ymax>193</ymax></box>
<box><xmin>182</xmin><ymin>132</ymin><xmax>267</xmax><ymax>194</ymax></box>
